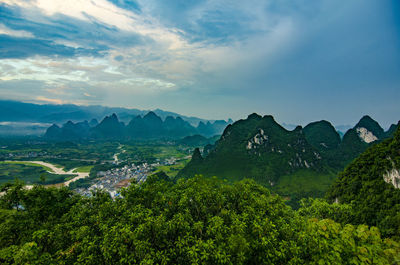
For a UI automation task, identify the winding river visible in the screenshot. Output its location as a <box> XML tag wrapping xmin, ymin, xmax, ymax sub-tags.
<box><xmin>4</xmin><ymin>160</ymin><xmax>89</xmax><ymax>187</ymax></box>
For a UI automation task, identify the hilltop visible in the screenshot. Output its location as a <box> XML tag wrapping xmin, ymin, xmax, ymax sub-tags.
<box><xmin>178</xmin><ymin>113</ymin><xmax>398</xmax><ymax>205</ymax></box>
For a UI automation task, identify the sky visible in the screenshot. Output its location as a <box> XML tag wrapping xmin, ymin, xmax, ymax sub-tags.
<box><xmin>0</xmin><ymin>0</ymin><xmax>399</xmax><ymax>127</ymax></box>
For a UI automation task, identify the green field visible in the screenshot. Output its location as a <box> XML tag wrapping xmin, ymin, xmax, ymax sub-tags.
<box><xmin>155</xmin><ymin>158</ymin><xmax>190</xmax><ymax>178</ymax></box>
<box><xmin>0</xmin><ymin>139</ymin><xmax>193</xmax><ymax>186</ymax></box>
<box><xmin>0</xmin><ymin>163</ymin><xmax>73</xmax><ymax>185</ymax></box>
<box><xmin>0</xmin><ymin>141</ymin><xmax>119</xmax><ymax>164</ymax></box>
<box><xmin>118</xmin><ymin>143</ymin><xmax>191</xmax><ymax>163</ymax></box>
<box><xmin>0</xmin><ymin>161</ymin><xmax>54</xmax><ymax>172</ymax></box>
<box><xmin>73</xmin><ymin>165</ymin><xmax>94</xmax><ymax>173</ymax></box>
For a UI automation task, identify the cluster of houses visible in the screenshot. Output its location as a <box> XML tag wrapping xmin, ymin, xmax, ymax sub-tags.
<box><xmin>0</xmin><ymin>151</ymin><xmax>48</xmax><ymax>159</ymax></box>
<box><xmin>76</xmin><ymin>163</ymin><xmax>152</xmax><ymax>198</ymax></box>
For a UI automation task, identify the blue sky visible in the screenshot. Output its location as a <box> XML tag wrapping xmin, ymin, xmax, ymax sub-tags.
<box><xmin>0</xmin><ymin>0</ymin><xmax>399</xmax><ymax>127</ymax></box>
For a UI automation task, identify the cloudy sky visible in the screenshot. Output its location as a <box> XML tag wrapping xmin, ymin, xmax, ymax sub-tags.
<box><xmin>0</xmin><ymin>0</ymin><xmax>399</xmax><ymax>127</ymax></box>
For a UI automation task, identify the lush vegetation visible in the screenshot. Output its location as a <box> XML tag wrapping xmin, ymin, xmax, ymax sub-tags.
<box><xmin>0</xmin><ymin>163</ymin><xmax>70</xmax><ymax>185</ymax></box>
<box><xmin>154</xmin><ymin>158</ymin><xmax>190</xmax><ymax>178</ymax></box>
<box><xmin>73</xmin><ymin>165</ymin><xmax>94</xmax><ymax>173</ymax></box>
<box><xmin>327</xmin><ymin>127</ymin><xmax>400</xmax><ymax>239</ymax></box>
<box><xmin>178</xmin><ymin>114</ymin><xmax>326</xmax><ymax>184</ymax></box>
<box><xmin>0</xmin><ymin>141</ymin><xmax>119</xmax><ymax>166</ymax></box>
<box><xmin>178</xmin><ymin>114</ymin><xmax>398</xmax><ymax>206</ymax></box>
<box><xmin>1</xmin><ymin>113</ymin><xmax>399</xmax><ymax>264</ymax></box>
<box><xmin>272</xmin><ymin>170</ymin><xmax>337</xmax><ymax>208</ymax></box>
<box><xmin>117</xmin><ymin>142</ymin><xmax>191</xmax><ymax>164</ymax></box>
<box><xmin>1</xmin><ymin>176</ymin><xmax>399</xmax><ymax>264</ymax></box>
<box><xmin>0</xmin><ymin>161</ymin><xmax>54</xmax><ymax>173</ymax></box>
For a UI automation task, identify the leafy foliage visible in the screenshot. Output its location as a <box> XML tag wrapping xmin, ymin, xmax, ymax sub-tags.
<box><xmin>0</xmin><ymin>176</ymin><xmax>399</xmax><ymax>264</ymax></box>
<box><xmin>327</xmin><ymin>127</ymin><xmax>400</xmax><ymax>239</ymax></box>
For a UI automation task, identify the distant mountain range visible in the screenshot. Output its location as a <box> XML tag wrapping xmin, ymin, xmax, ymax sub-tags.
<box><xmin>44</xmin><ymin>112</ymin><xmax>232</xmax><ymax>140</ymax></box>
<box><xmin>0</xmin><ymin>100</ymin><xmax>226</xmax><ymax>125</ymax></box>
<box><xmin>177</xmin><ymin>113</ymin><xmax>399</xmax><ymax>204</ymax></box>
<box><xmin>0</xmin><ymin>100</ymin><xmax>233</xmax><ymax>136</ymax></box>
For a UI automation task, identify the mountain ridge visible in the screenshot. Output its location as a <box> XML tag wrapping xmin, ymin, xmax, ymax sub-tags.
<box><xmin>0</xmin><ymin>100</ymin><xmax>225</xmax><ymax>127</ymax></box>
<box><xmin>177</xmin><ymin>113</ymin><xmax>398</xmax><ymax>205</ymax></box>
<box><xmin>44</xmin><ymin>112</ymin><xmax>232</xmax><ymax>140</ymax></box>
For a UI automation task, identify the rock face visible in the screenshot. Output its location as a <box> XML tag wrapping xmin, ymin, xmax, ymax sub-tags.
<box><xmin>338</xmin><ymin>115</ymin><xmax>390</xmax><ymax>167</ymax></box>
<box><xmin>246</xmin><ymin>129</ymin><xmax>268</xmax><ymax>150</ymax></box>
<box><xmin>383</xmin><ymin>168</ymin><xmax>400</xmax><ymax>189</ymax></box>
<box><xmin>356</xmin><ymin>127</ymin><xmax>378</xmax><ymax>143</ymax></box>
<box><xmin>354</xmin><ymin>115</ymin><xmax>384</xmax><ymax>142</ymax></box>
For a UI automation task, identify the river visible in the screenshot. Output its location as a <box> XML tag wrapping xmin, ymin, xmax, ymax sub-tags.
<box><xmin>4</xmin><ymin>160</ymin><xmax>89</xmax><ymax>187</ymax></box>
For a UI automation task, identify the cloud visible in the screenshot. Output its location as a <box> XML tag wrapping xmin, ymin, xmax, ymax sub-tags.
<box><xmin>0</xmin><ymin>23</ymin><xmax>34</xmax><ymax>37</ymax></box>
<box><xmin>0</xmin><ymin>0</ymin><xmax>398</xmax><ymax>126</ymax></box>
<box><xmin>0</xmin><ymin>35</ymin><xmax>102</xmax><ymax>59</ymax></box>
<box><xmin>83</xmin><ymin>92</ymin><xmax>91</xmax><ymax>97</ymax></box>
<box><xmin>35</xmin><ymin>96</ymin><xmax>64</xmax><ymax>104</ymax></box>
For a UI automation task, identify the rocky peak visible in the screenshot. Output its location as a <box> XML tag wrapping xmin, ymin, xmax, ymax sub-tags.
<box><xmin>354</xmin><ymin>115</ymin><xmax>384</xmax><ymax>141</ymax></box>
<box><xmin>246</xmin><ymin>128</ymin><xmax>269</xmax><ymax>150</ymax></box>
<box><xmin>356</xmin><ymin>127</ymin><xmax>378</xmax><ymax>143</ymax></box>
<box><xmin>144</xmin><ymin>111</ymin><xmax>162</xmax><ymax>122</ymax></box>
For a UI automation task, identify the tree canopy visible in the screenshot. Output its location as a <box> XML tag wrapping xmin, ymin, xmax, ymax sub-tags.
<box><xmin>1</xmin><ymin>176</ymin><xmax>399</xmax><ymax>264</ymax></box>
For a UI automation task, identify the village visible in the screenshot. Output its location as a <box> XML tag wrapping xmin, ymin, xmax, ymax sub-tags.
<box><xmin>75</xmin><ymin>157</ymin><xmax>178</xmax><ymax>198</ymax></box>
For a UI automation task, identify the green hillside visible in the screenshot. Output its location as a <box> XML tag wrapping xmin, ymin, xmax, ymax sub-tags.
<box><xmin>178</xmin><ymin>114</ymin><xmax>324</xmax><ymax>185</ymax></box>
<box><xmin>178</xmin><ymin>114</ymin><xmax>399</xmax><ymax>206</ymax></box>
<box><xmin>327</xmin><ymin>127</ymin><xmax>400</xmax><ymax>238</ymax></box>
<box><xmin>303</xmin><ymin>120</ymin><xmax>341</xmax><ymax>150</ymax></box>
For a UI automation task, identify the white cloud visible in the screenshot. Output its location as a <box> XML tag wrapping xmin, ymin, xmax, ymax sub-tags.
<box><xmin>0</xmin><ymin>23</ymin><xmax>34</xmax><ymax>38</ymax></box>
<box><xmin>35</xmin><ymin>96</ymin><xmax>64</xmax><ymax>104</ymax></box>
<box><xmin>4</xmin><ymin>0</ymin><xmax>188</xmax><ymax>50</ymax></box>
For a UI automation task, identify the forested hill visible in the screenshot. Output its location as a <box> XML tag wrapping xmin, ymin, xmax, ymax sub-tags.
<box><xmin>178</xmin><ymin>114</ymin><xmax>397</xmax><ymax>183</ymax></box>
<box><xmin>179</xmin><ymin>113</ymin><xmax>324</xmax><ymax>185</ymax></box>
<box><xmin>0</xmin><ymin>176</ymin><xmax>399</xmax><ymax>263</ymax></box>
<box><xmin>177</xmin><ymin>114</ymin><xmax>398</xmax><ymax>206</ymax></box>
<box><xmin>327</xmin><ymin>126</ymin><xmax>400</xmax><ymax>238</ymax></box>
